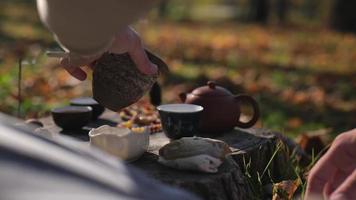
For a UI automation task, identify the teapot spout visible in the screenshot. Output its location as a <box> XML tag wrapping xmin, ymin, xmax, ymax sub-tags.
<box><xmin>179</xmin><ymin>92</ymin><xmax>187</xmax><ymax>103</ymax></box>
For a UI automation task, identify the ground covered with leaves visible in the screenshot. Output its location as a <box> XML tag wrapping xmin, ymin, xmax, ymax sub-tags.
<box><xmin>0</xmin><ymin>1</ymin><xmax>355</xmax><ymax>138</ymax></box>
<box><xmin>142</xmin><ymin>22</ymin><xmax>356</xmax><ymax>137</ymax></box>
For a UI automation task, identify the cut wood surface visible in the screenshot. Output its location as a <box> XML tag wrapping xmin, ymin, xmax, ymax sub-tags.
<box><xmin>39</xmin><ymin>110</ymin><xmax>294</xmax><ymax>200</ymax></box>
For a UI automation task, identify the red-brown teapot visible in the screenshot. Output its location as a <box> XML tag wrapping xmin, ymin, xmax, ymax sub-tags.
<box><xmin>179</xmin><ymin>81</ymin><xmax>260</xmax><ymax>134</ymax></box>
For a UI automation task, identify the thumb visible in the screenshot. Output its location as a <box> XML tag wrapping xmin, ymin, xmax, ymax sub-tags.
<box><xmin>128</xmin><ymin>42</ymin><xmax>158</xmax><ymax>75</ymax></box>
<box><xmin>60</xmin><ymin>57</ymin><xmax>87</xmax><ymax>81</ymax></box>
<box><xmin>109</xmin><ymin>27</ymin><xmax>158</xmax><ymax>75</ymax></box>
<box><xmin>329</xmin><ymin>170</ymin><xmax>356</xmax><ymax>200</ymax></box>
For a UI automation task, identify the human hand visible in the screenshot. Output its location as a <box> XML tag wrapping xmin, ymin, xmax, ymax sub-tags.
<box><xmin>59</xmin><ymin>27</ymin><xmax>158</xmax><ymax>81</ymax></box>
<box><xmin>305</xmin><ymin>129</ymin><xmax>356</xmax><ymax>200</ymax></box>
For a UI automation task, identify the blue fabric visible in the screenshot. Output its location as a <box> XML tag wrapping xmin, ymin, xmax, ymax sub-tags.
<box><xmin>0</xmin><ymin>113</ymin><xmax>200</xmax><ymax>200</ymax></box>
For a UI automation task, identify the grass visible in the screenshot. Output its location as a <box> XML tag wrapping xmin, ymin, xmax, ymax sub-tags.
<box><xmin>242</xmin><ymin>141</ymin><xmax>290</xmax><ymax>199</ymax></box>
<box><xmin>241</xmin><ymin>138</ymin><xmax>331</xmax><ymax>199</ymax></box>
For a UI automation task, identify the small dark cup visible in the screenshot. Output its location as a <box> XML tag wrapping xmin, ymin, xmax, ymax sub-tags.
<box><xmin>157</xmin><ymin>104</ymin><xmax>203</xmax><ymax>140</ymax></box>
<box><xmin>70</xmin><ymin>97</ymin><xmax>105</xmax><ymax>120</ymax></box>
<box><xmin>51</xmin><ymin>106</ymin><xmax>92</xmax><ymax>130</ymax></box>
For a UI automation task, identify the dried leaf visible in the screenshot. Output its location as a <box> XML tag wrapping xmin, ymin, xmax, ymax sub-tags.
<box><xmin>272</xmin><ymin>179</ymin><xmax>300</xmax><ymax>200</ymax></box>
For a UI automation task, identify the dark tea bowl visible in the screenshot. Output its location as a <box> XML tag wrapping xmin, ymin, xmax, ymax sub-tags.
<box><xmin>157</xmin><ymin>104</ymin><xmax>203</xmax><ymax>140</ymax></box>
<box><xmin>51</xmin><ymin>106</ymin><xmax>92</xmax><ymax>130</ymax></box>
<box><xmin>70</xmin><ymin>97</ymin><xmax>105</xmax><ymax>120</ymax></box>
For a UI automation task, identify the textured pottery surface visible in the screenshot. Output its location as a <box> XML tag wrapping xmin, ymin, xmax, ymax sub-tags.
<box><xmin>93</xmin><ymin>50</ymin><xmax>168</xmax><ymax>111</ymax></box>
<box><xmin>51</xmin><ymin>106</ymin><xmax>92</xmax><ymax>130</ymax></box>
<box><xmin>89</xmin><ymin>125</ymin><xmax>149</xmax><ymax>161</ymax></box>
<box><xmin>70</xmin><ymin>97</ymin><xmax>105</xmax><ymax>120</ymax></box>
<box><xmin>179</xmin><ymin>81</ymin><xmax>260</xmax><ymax>134</ymax></box>
<box><xmin>158</xmin><ymin>137</ymin><xmax>232</xmax><ymax>173</ymax></box>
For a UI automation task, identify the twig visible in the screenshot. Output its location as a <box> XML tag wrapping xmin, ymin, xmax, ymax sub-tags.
<box><xmin>17</xmin><ymin>58</ymin><xmax>22</xmax><ymax>118</ymax></box>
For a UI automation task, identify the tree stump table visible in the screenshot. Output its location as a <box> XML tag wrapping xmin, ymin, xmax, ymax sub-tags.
<box><xmin>39</xmin><ymin>110</ymin><xmax>294</xmax><ymax>200</ymax></box>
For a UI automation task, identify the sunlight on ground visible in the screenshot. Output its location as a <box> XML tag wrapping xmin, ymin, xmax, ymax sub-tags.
<box><xmin>0</xmin><ymin>1</ymin><xmax>355</xmax><ymax>138</ymax></box>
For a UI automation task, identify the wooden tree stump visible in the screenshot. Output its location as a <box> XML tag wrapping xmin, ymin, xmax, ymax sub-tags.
<box><xmin>132</xmin><ymin>153</ymin><xmax>253</xmax><ymax>200</ymax></box>
<box><xmin>38</xmin><ymin>111</ymin><xmax>296</xmax><ymax>200</ymax></box>
<box><xmin>130</xmin><ymin>128</ymin><xmax>295</xmax><ymax>200</ymax></box>
<box><xmin>215</xmin><ymin>128</ymin><xmax>295</xmax><ymax>184</ymax></box>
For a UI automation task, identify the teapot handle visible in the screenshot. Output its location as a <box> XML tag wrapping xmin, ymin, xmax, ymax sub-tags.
<box><xmin>234</xmin><ymin>94</ymin><xmax>260</xmax><ymax>128</ymax></box>
<box><xmin>179</xmin><ymin>92</ymin><xmax>187</xmax><ymax>103</ymax></box>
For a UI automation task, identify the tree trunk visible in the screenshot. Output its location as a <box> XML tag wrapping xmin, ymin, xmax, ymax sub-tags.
<box><xmin>249</xmin><ymin>0</ymin><xmax>270</xmax><ymax>24</ymax></box>
<box><xmin>133</xmin><ymin>154</ymin><xmax>254</xmax><ymax>200</ymax></box>
<box><xmin>276</xmin><ymin>0</ymin><xmax>289</xmax><ymax>24</ymax></box>
<box><xmin>158</xmin><ymin>0</ymin><xmax>168</xmax><ymax>19</ymax></box>
<box><xmin>225</xmin><ymin>129</ymin><xmax>296</xmax><ymax>184</ymax></box>
<box><xmin>331</xmin><ymin>0</ymin><xmax>356</xmax><ymax>33</ymax></box>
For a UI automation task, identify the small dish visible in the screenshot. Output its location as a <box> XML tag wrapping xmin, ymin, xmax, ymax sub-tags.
<box><xmin>89</xmin><ymin>125</ymin><xmax>149</xmax><ymax>161</ymax></box>
<box><xmin>51</xmin><ymin>106</ymin><xmax>92</xmax><ymax>130</ymax></box>
<box><xmin>70</xmin><ymin>97</ymin><xmax>105</xmax><ymax>120</ymax></box>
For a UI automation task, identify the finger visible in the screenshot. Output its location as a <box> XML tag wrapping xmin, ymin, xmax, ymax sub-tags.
<box><xmin>88</xmin><ymin>60</ymin><xmax>97</xmax><ymax>70</ymax></box>
<box><xmin>330</xmin><ymin>170</ymin><xmax>356</xmax><ymax>200</ymax></box>
<box><xmin>83</xmin><ymin>55</ymin><xmax>102</xmax><ymax>70</ymax></box>
<box><xmin>109</xmin><ymin>27</ymin><xmax>158</xmax><ymax>75</ymax></box>
<box><xmin>306</xmin><ymin>130</ymin><xmax>356</xmax><ymax>198</ymax></box>
<box><xmin>109</xmin><ymin>27</ymin><xmax>132</xmax><ymax>54</ymax></box>
<box><xmin>67</xmin><ymin>51</ymin><xmax>101</xmax><ymax>68</ymax></box>
<box><xmin>325</xmin><ymin>170</ymin><xmax>350</xmax><ymax>198</ymax></box>
<box><xmin>126</xmin><ymin>28</ymin><xmax>157</xmax><ymax>75</ymax></box>
<box><xmin>60</xmin><ymin>58</ymin><xmax>87</xmax><ymax>81</ymax></box>
<box><xmin>128</xmin><ymin>42</ymin><xmax>158</xmax><ymax>75</ymax></box>
<box><xmin>67</xmin><ymin>67</ymin><xmax>87</xmax><ymax>81</ymax></box>
<box><xmin>68</xmin><ymin>55</ymin><xmax>91</xmax><ymax>67</ymax></box>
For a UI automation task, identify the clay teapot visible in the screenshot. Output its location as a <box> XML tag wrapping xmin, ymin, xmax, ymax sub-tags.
<box><xmin>179</xmin><ymin>81</ymin><xmax>260</xmax><ymax>134</ymax></box>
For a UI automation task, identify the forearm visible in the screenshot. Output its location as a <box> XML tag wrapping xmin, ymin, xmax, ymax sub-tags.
<box><xmin>37</xmin><ymin>0</ymin><xmax>157</xmax><ymax>56</ymax></box>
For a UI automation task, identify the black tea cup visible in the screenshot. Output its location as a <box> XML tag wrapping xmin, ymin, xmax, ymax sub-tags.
<box><xmin>157</xmin><ymin>104</ymin><xmax>203</xmax><ymax>140</ymax></box>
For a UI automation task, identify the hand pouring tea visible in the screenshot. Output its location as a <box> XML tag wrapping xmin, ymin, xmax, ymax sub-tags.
<box><xmin>47</xmin><ymin>50</ymin><xmax>168</xmax><ymax>112</ymax></box>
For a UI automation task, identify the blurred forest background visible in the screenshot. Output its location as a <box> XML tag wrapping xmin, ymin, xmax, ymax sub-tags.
<box><xmin>0</xmin><ymin>0</ymin><xmax>355</xmax><ymax>138</ymax></box>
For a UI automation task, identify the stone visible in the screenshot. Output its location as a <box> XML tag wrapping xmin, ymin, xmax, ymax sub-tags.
<box><xmin>158</xmin><ymin>137</ymin><xmax>232</xmax><ymax>173</ymax></box>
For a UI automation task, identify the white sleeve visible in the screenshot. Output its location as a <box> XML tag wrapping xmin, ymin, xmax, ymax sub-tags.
<box><xmin>37</xmin><ymin>0</ymin><xmax>157</xmax><ymax>56</ymax></box>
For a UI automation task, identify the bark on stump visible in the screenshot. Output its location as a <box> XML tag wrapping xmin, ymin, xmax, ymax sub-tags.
<box><xmin>132</xmin><ymin>153</ymin><xmax>253</xmax><ymax>200</ymax></box>
<box><xmin>216</xmin><ymin>128</ymin><xmax>295</xmax><ymax>184</ymax></box>
<box><xmin>132</xmin><ymin>128</ymin><xmax>294</xmax><ymax>200</ymax></box>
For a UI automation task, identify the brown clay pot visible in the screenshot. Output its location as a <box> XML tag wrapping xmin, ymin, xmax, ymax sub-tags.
<box><xmin>179</xmin><ymin>81</ymin><xmax>260</xmax><ymax>134</ymax></box>
<box><xmin>93</xmin><ymin>50</ymin><xmax>168</xmax><ymax>112</ymax></box>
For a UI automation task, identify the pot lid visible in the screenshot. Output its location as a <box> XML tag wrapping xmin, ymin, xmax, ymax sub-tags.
<box><xmin>191</xmin><ymin>81</ymin><xmax>233</xmax><ymax>97</ymax></box>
